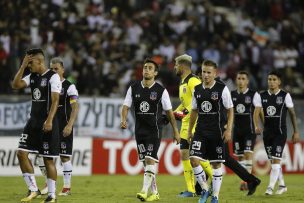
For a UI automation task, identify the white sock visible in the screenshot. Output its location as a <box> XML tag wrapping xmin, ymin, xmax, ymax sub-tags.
<box><xmin>62</xmin><ymin>161</ymin><xmax>73</xmax><ymax>188</ymax></box>
<box><xmin>23</xmin><ymin>173</ymin><xmax>38</xmax><ymax>191</ymax></box>
<box><xmin>47</xmin><ymin>179</ymin><xmax>56</xmax><ymax>198</ymax></box>
<box><xmin>142</xmin><ymin>164</ymin><xmax>155</xmax><ymax>194</ymax></box>
<box><xmin>269</xmin><ymin>164</ymin><xmax>280</xmax><ymax>189</ymax></box>
<box><xmin>38</xmin><ymin>156</ymin><xmax>47</xmax><ymax>183</ymax></box>
<box><xmin>212</xmin><ymin>168</ymin><xmax>223</xmax><ymax>198</ymax></box>
<box><xmin>193</xmin><ymin>165</ymin><xmax>208</xmax><ymax>191</ymax></box>
<box><xmin>245</xmin><ymin>160</ymin><xmax>253</xmax><ymax>174</ymax></box>
<box><xmin>277</xmin><ymin>167</ymin><xmax>285</xmax><ymax>186</ymax></box>
<box><xmin>239</xmin><ymin>160</ymin><xmax>246</xmax><ymax>169</ymax></box>
<box><xmin>151</xmin><ymin>175</ymin><xmax>158</xmax><ymax>194</ymax></box>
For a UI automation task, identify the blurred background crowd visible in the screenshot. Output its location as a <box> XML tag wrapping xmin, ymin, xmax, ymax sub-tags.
<box><xmin>0</xmin><ymin>0</ymin><xmax>303</xmax><ymax>97</ymax></box>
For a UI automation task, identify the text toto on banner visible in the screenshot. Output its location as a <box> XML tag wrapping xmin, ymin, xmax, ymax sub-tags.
<box><xmin>0</xmin><ymin>137</ymin><xmax>92</xmax><ymax>176</ymax></box>
<box><xmin>92</xmin><ymin>138</ymin><xmax>304</xmax><ymax>175</ymax></box>
<box><xmin>75</xmin><ymin>97</ymin><xmax>135</xmax><ymax>138</ymax></box>
<box><xmin>92</xmin><ymin>138</ymin><xmax>183</xmax><ymax>175</ymax></box>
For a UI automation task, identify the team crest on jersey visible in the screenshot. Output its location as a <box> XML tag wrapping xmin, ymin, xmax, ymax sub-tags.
<box><xmin>60</xmin><ymin>88</ymin><xmax>64</xmax><ymax>95</ymax></box>
<box><xmin>211</xmin><ymin>92</ymin><xmax>218</xmax><ymax>100</ymax></box>
<box><xmin>216</xmin><ymin>147</ymin><xmax>222</xmax><ymax>154</ymax></box>
<box><xmin>150</xmin><ymin>92</ymin><xmax>157</xmax><ymax>100</ymax></box>
<box><xmin>245</xmin><ymin>96</ymin><xmax>251</xmax><ymax>104</ymax></box>
<box><xmin>61</xmin><ymin>142</ymin><xmax>67</xmax><ymax>149</ymax></box>
<box><xmin>148</xmin><ymin>144</ymin><xmax>153</xmax><ymax>151</ymax></box>
<box><xmin>183</xmin><ymin>87</ymin><xmax>187</xmax><ymax>93</ymax></box>
<box><xmin>276</xmin><ymin>97</ymin><xmax>283</xmax><ymax>104</ymax></box>
<box><xmin>43</xmin><ymin>142</ymin><xmax>49</xmax><ymax>150</ymax></box>
<box><xmin>40</xmin><ymin>78</ymin><xmax>47</xmax><ymax>87</ymax></box>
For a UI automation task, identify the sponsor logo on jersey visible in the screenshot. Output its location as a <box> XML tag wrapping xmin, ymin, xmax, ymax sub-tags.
<box><xmin>135</xmin><ymin>94</ymin><xmax>140</xmax><ymax>98</ymax></box>
<box><xmin>41</xmin><ymin>78</ymin><xmax>47</xmax><ymax>87</ymax></box>
<box><xmin>245</xmin><ymin>96</ymin><xmax>251</xmax><ymax>104</ymax></box>
<box><xmin>150</xmin><ymin>92</ymin><xmax>157</xmax><ymax>100</ymax></box>
<box><xmin>33</xmin><ymin>88</ymin><xmax>41</xmax><ymax>100</ymax></box>
<box><xmin>201</xmin><ymin>101</ymin><xmax>212</xmax><ymax>112</ymax></box>
<box><xmin>211</xmin><ymin>92</ymin><xmax>218</xmax><ymax>100</ymax></box>
<box><xmin>236</xmin><ymin>104</ymin><xmax>245</xmax><ymax>113</ymax></box>
<box><xmin>139</xmin><ymin>101</ymin><xmax>150</xmax><ymax>112</ymax></box>
<box><xmin>276</xmin><ymin>96</ymin><xmax>283</xmax><ymax>104</ymax></box>
<box><xmin>266</xmin><ymin>106</ymin><xmax>276</xmax><ymax>116</ymax></box>
<box><xmin>263</xmin><ymin>99</ymin><xmax>267</xmax><ymax>102</ymax></box>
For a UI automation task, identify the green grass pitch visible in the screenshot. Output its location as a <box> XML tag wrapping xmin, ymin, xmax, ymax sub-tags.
<box><xmin>1</xmin><ymin>174</ymin><xmax>303</xmax><ymax>203</ymax></box>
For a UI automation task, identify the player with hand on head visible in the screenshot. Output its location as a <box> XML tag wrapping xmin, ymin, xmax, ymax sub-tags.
<box><xmin>12</xmin><ymin>48</ymin><xmax>61</xmax><ymax>203</ymax></box>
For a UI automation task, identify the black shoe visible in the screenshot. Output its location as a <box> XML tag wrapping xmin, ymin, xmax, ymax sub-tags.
<box><xmin>247</xmin><ymin>178</ymin><xmax>261</xmax><ymax>196</ymax></box>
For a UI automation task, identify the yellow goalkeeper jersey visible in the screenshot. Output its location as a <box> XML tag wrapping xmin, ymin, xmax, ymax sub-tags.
<box><xmin>175</xmin><ymin>73</ymin><xmax>201</xmax><ymax>113</ymax></box>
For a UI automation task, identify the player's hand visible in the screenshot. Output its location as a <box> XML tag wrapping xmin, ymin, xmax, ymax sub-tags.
<box><xmin>223</xmin><ymin>129</ymin><xmax>231</xmax><ymax>143</ymax></box>
<box><xmin>120</xmin><ymin>121</ymin><xmax>127</xmax><ymax>129</ymax></box>
<box><xmin>173</xmin><ymin>109</ymin><xmax>188</xmax><ymax>121</ymax></box>
<box><xmin>173</xmin><ymin>131</ymin><xmax>181</xmax><ymax>144</ymax></box>
<box><xmin>63</xmin><ymin>125</ymin><xmax>72</xmax><ymax>137</ymax></box>
<box><xmin>255</xmin><ymin>126</ymin><xmax>262</xmax><ymax>135</ymax></box>
<box><xmin>187</xmin><ymin>132</ymin><xmax>193</xmax><ymax>144</ymax></box>
<box><xmin>21</xmin><ymin>54</ymin><xmax>33</xmax><ymax>69</ymax></box>
<box><xmin>43</xmin><ymin>119</ymin><xmax>52</xmax><ymax>132</ymax></box>
<box><xmin>292</xmin><ymin>132</ymin><xmax>300</xmax><ymax>143</ymax></box>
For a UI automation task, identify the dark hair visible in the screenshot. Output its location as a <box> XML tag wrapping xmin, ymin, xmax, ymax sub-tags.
<box><xmin>202</xmin><ymin>60</ymin><xmax>217</xmax><ymax>69</ymax></box>
<box><xmin>26</xmin><ymin>48</ymin><xmax>44</xmax><ymax>56</ymax></box>
<box><xmin>268</xmin><ymin>70</ymin><xmax>281</xmax><ymax>79</ymax></box>
<box><xmin>237</xmin><ymin>71</ymin><xmax>249</xmax><ymax>78</ymax></box>
<box><xmin>144</xmin><ymin>58</ymin><xmax>159</xmax><ymax>71</ymax></box>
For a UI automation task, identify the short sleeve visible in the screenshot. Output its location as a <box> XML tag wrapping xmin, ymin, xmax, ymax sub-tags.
<box><xmin>123</xmin><ymin>87</ymin><xmax>133</xmax><ymax>107</ymax></box>
<box><xmin>253</xmin><ymin>93</ymin><xmax>262</xmax><ymax>107</ymax></box>
<box><xmin>67</xmin><ymin>84</ymin><xmax>79</xmax><ymax>97</ymax></box>
<box><xmin>22</xmin><ymin>74</ymin><xmax>31</xmax><ymax>87</ymax></box>
<box><xmin>161</xmin><ymin>89</ymin><xmax>172</xmax><ymax>111</ymax></box>
<box><xmin>50</xmin><ymin>74</ymin><xmax>62</xmax><ymax>93</ymax></box>
<box><xmin>222</xmin><ymin>86</ymin><xmax>234</xmax><ymax>109</ymax></box>
<box><xmin>285</xmin><ymin>93</ymin><xmax>294</xmax><ymax>108</ymax></box>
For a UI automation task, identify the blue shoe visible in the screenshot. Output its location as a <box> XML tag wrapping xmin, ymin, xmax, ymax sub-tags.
<box><xmin>198</xmin><ymin>189</ymin><xmax>209</xmax><ymax>203</ymax></box>
<box><xmin>178</xmin><ymin>191</ymin><xmax>196</xmax><ymax>197</ymax></box>
<box><xmin>211</xmin><ymin>196</ymin><xmax>218</xmax><ymax>203</ymax></box>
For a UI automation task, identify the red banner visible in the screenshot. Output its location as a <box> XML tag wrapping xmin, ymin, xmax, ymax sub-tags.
<box><xmin>92</xmin><ymin>138</ymin><xmax>304</xmax><ymax>175</ymax></box>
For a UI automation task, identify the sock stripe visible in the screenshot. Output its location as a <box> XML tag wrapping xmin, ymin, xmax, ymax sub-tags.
<box><xmin>213</xmin><ymin>175</ymin><xmax>222</xmax><ymax>177</ymax></box>
<box><xmin>194</xmin><ymin>171</ymin><xmax>204</xmax><ymax>176</ymax></box>
<box><xmin>145</xmin><ymin>170</ymin><xmax>155</xmax><ymax>175</ymax></box>
<box><xmin>63</xmin><ymin>170</ymin><xmax>72</xmax><ymax>173</ymax></box>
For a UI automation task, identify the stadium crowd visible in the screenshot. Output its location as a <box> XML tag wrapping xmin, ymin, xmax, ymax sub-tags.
<box><xmin>1</xmin><ymin>0</ymin><xmax>304</xmax><ymax>97</ymax></box>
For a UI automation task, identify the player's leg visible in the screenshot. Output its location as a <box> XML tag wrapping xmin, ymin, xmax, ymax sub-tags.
<box><xmin>233</xmin><ymin>132</ymin><xmax>247</xmax><ymax>190</ymax></box>
<box><xmin>59</xmin><ymin>135</ymin><xmax>73</xmax><ymax>196</ymax></box>
<box><xmin>40</xmin><ymin>122</ymin><xmax>60</xmax><ymax>203</ymax></box>
<box><xmin>18</xmin><ymin>123</ymin><xmax>41</xmax><ymax>202</ymax></box>
<box><xmin>190</xmin><ymin>135</ymin><xmax>209</xmax><ymax>203</ymax></box>
<box><xmin>59</xmin><ymin>156</ymin><xmax>72</xmax><ymax>196</ymax></box>
<box><xmin>37</xmin><ymin>156</ymin><xmax>48</xmax><ymax>195</ymax></box>
<box><xmin>244</xmin><ymin>134</ymin><xmax>256</xmax><ymax>174</ymax></box>
<box><xmin>223</xmin><ymin>142</ymin><xmax>260</xmax><ymax>195</ymax></box>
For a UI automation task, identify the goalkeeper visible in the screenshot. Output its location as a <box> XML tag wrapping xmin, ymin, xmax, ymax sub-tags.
<box><xmin>173</xmin><ymin>54</ymin><xmax>213</xmax><ymax>197</ymax></box>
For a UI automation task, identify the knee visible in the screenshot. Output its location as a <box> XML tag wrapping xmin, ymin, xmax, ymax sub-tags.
<box><xmin>190</xmin><ymin>158</ymin><xmax>199</xmax><ymax>167</ymax></box>
<box><xmin>180</xmin><ymin>149</ymin><xmax>189</xmax><ymax>160</ymax></box>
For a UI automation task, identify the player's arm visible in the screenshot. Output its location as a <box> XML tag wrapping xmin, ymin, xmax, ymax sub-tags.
<box><xmin>121</xmin><ymin>87</ymin><xmax>132</xmax><ymax>129</ymax></box>
<box><xmin>253</xmin><ymin>92</ymin><xmax>263</xmax><ymax>134</ymax></box>
<box><xmin>186</xmin><ymin>77</ymin><xmax>201</xmax><ymax>112</ymax></box>
<box><xmin>222</xmin><ymin>87</ymin><xmax>234</xmax><ymax>143</ymax></box>
<box><xmin>63</xmin><ymin>85</ymin><xmax>79</xmax><ymax>137</ymax></box>
<box><xmin>43</xmin><ymin>74</ymin><xmax>61</xmax><ymax>132</ymax></box>
<box><xmin>162</xmin><ymin>89</ymin><xmax>180</xmax><ymax>144</ymax></box>
<box><xmin>285</xmin><ymin>93</ymin><xmax>300</xmax><ymax>143</ymax></box>
<box><xmin>187</xmin><ymin>91</ymin><xmax>198</xmax><ymax>144</ymax></box>
<box><xmin>12</xmin><ymin>54</ymin><xmax>33</xmax><ymax>89</ymax></box>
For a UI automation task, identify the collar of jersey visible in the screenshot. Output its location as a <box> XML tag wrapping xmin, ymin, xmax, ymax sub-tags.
<box><xmin>268</xmin><ymin>89</ymin><xmax>281</xmax><ymax>95</ymax></box>
<box><xmin>141</xmin><ymin>81</ymin><xmax>155</xmax><ymax>89</ymax></box>
<box><xmin>202</xmin><ymin>80</ymin><xmax>216</xmax><ymax>89</ymax></box>
<box><xmin>237</xmin><ymin>88</ymin><xmax>249</xmax><ymax>94</ymax></box>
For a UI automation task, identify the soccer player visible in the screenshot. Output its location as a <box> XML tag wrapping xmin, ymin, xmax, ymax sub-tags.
<box><xmin>188</xmin><ymin>60</ymin><xmax>234</xmax><ymax>203</ymax></box>
<box><xmin>12</xmin><ymin>48</ymin><xmax>61</xmax><ymax>203</ymax></box>
<box><xmin>121</xmin><ymin>58</ymin><xmax>180</xmax><ymax>202</ymax></box>
<box><xmin>253</xmin><ymin>71</ymin><xmax>300</xmax><ymax>195</ymax></box>
<box><xmin>39</xmin><ymin>57</ymin><xmax>79</xmax><ymax>196</ymax></box>
<box><xmin>231</xmin><ymin>71</ymin><xmax>259</xmax><ymax>190</ymax></box>
<box><xmin>173</xmin><ymin>54</ymin><xmax>212</xmax><ymax>197</ymax></box>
